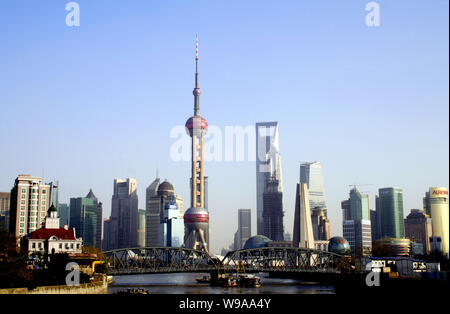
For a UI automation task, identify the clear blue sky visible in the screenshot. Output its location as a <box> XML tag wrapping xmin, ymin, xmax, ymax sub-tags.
<box><xmin>0</xmin><ymin>0</ymin><xmax>448</xmax><ymax>254</ymax></box>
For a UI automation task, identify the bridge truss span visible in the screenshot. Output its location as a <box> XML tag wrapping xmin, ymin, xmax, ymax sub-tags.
<box><xmin>221</xmin><ymin>247</ymin><xmax>342</xmax><ymax>273</ymax></box>
<box><xmin>104</xmin><ymin>247</ymin><xmax>217</xmax><ymax>275</ymax></box>
<box><xmin>103</xmin><ymin>247</ymin><xmax>343</xmax><ymax>275</ymax></box>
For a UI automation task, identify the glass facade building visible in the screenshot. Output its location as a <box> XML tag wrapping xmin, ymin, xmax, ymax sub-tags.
<box><xmin>300</xmin><ymin>162</ymin><xmax>327</xmax><ymax>213</ymax></box>
<box><xmin>256</xmin><ymin>122</ymin><xmax>283</xmax><ymax>236</ymax></box>
<box><xmin>58</xmin><ymin>203</ymin><xmax>69</xmax><ymax>228</ymax></box>
<box><xmin>69</xmin><ymin>189</ymin><xmax>103</xmax><ymax>249</ymax></box>
<box><xmin>238</xmin><ymin>209</ymin><xmax>251</xmax><ymax>250</ymax></box>
<box><xmin>377</xmin><ymin>187</ymin><xmax>405</xmax><ymax>239</ymax></box>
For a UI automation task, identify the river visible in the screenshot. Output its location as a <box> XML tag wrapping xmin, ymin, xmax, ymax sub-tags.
<box><xmin>108</xmin><ymin>273</ymin><xmax>335</xmax><ymax>294</ymax></box>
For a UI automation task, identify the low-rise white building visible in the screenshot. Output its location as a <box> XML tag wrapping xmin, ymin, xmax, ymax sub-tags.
<box><xmin>26</xmin><ymin>204</ymin><xmax>82</xmax><ymax>255</ymax></box>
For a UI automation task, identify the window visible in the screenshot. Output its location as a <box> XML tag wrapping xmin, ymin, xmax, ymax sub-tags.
<box><xmin>19</xmin><ymin>229</ymin><xmax>24</xmax><ymax>233</ymax></box>
<box><xmin>20</xmin><ymin>200</ymin><xmax>25</xmax><ymax>205</ymax></box>
<box><xmin>19</xmin><ymin>223</ymin><xmax>24</xmax><ymax>227</ymax></box>
<box><xmin>59</xmin><ymin>243</ymin><xmax>62</xmax><ymax>249</ymax></box>
<box><xmin>42</xmin><ymin>190</ymin><xmax>46</xmax><ymax>194</ymax></box>
<box><xmin>20</xmin><ymin>211</ymin><xmax>25</xmax><ymax>216</ymax></box>
<box><xmin>20</xmin><ymin>217</ymin><xmax>24</xmax><ymax>222</ymax></box>
<box><xmin>21</xmin><ymin>189</ymin><xmax>26</xmax><ymax>193</ymax></box>
<box><xmin>20</xmin><ymin>206</ymin><xmax>25</xmax><ymax>210</ymax></box>
<box><xmin>21</xmin><ymin>194</ymin><xmax>26</xmax><ymax>199</ymax></box>
<box><xmin>77</xmin><ymin>244</ymin><xmax>80</xmax><ymax>249</ymax></box>
<box><xmin>32</xmin><ymin>243</ymin><xmax>35</xmax><ymax>249</ymax></box>
<box><xmin>70</xmin><ymin>243</ymin><xmax>74</xmax><ymax>249</ymax></box>
<box><xmin>42</xmin><ymin>201</ymin><xmax>46</xmax><ymax>205</ymax></box>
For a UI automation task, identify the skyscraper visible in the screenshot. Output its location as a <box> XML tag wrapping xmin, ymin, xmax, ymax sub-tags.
<box><xmin>103</xmin><ymin>218</ymin><xmax>111</xmax><ymax>251</ymax></box>
<box><xmin>428</xmin><ymin>187</ymin><xmax>449</xmax><ymax>256</ymax></box>
<box><xmin>9</xmin><ymin>175</ymin><xmax>51</xmax><ymax>244</ymax></box>
<box><xmin>161</xmin><ymin>197</ymin><xmax>184</xmax><ymax>247</ymax></box>
<box><xmin>238</xmin><ymin>209</ymin><xmax>251</xmax><ymax>250</ymax></box>
<box><xmin>404</xmin><ymin>209</ymin><xmax>432</xmax><ymax>255</ymax></box>
<box><xmin>146</xmin><ymin>179</ymin><xmax>183</xmax><ymax>247</ymax></box>
<box><xmin>342</xmin><ymin>187</ymin><xmax>372</xmax><ymax>255</ymax></box>
<box><xmin>262</xmin><ymin>178</ymin><xmax>284</xmax><ymax>241</ymax></box>
<box><xmin>183</xmin><ymin>36</ymin><xmax>210</xmax><ymax>252</ymax></box>
<box><xmin>292</xmin><ymin>183</ymin><xmax>315</xmax><ymax>249</ymax></box>
<box><xmin>300</xmin><ymin>162</ymin><xmax>327</xmax><ymax>213</ymax></box>
<box><xmin>377</xmin><ymin>187</ymin><xmax>405</xmax><ymax>239</ymax></box>
<box><xmin>58</xmin><ymin>203</ymin><xmax>69</xmax><ymax>228</ymax></box>
<box><xmin>137</xmin><ymin>209</ymin><xmax>146</xmax><ymax>247</ymax></box>
<box><xmin>256</xmin><ymin>122</ymin><xmax>283</xmax><ymax>236</ymax></box>
<box><xmin>311</xmin><ymin>207</ymin><xmax>330</xmax><ymax>241</ymax></box>
<box><xmin>109</xmin><ymin>178</ymin><xmax>139</xmax><ymax>249</ymax></box>
<box><xmin>69</xmin><ymin>189</ymin><xmax>103</xmax><ymax>249</ymax></box>
<box><xmin>370</xmin><ymin>209</ymin><xmax>380</xmax><ymax>241</ymax></box>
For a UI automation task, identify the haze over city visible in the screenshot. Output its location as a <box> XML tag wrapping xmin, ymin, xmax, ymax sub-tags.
<box><xmin>0</xmin><ymin>0</ymin><xmax>448</xmax><ymax>254</ymax></box>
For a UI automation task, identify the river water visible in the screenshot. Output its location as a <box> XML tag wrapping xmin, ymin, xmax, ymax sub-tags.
<box><xmin>108</xmin><ymin>273</ymin><xmax>335</xmax><ymax>294</ymax></box>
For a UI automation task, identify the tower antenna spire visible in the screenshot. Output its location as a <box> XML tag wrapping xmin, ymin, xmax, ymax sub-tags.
<box><xmin>193</xmin><ymin>34</ymin><xmax>201</xmax><ymax>116</ymax></box>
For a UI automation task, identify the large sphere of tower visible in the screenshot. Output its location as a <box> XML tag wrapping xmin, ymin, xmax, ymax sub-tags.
<box><xmin>185</xmin><ymin>115</ymin><xmax>208</xmax><ymax>137</ymax></box>
<box><xmin>184</xmin><ymin>207</ymin><xmax>209</xmax><ymax>230</ymax></box>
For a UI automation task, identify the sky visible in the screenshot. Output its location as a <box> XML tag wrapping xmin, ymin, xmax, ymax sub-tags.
<box><xmin>0</xmin><ymin>0</ymin><xmax>448</xmax><ymax>254</ymax></box>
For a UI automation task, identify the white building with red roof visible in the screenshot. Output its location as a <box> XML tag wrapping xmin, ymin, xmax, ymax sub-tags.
<box><xmin>26</xmin><ymin>204</ymin><xmax>83</xmax><ymax>255</ymax></box>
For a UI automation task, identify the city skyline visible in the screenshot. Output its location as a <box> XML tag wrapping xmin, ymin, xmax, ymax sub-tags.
<box><xmin>0</xmin><ymin>0</ymin><xmax>448</xmax><ymax>254</ymax></box>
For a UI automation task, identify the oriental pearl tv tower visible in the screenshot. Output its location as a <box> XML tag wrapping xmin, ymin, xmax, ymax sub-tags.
<box><xmin>183</xmin><ymin>35</ymin><xmax>210</xmax><ymax>252</ymax></box>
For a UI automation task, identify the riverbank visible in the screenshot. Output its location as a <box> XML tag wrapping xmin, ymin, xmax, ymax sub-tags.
<box><xmin>0</xmin><ymin>275</ymin><xmax>108</xmax><ymax>294</ymax></box>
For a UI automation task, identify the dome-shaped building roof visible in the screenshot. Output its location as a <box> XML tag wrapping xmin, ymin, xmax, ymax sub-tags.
<box><xmin>47</xmin><ymin>203</ymin><xmax>58</xmax><ymax>213</ymax></box>
<box><xmin>328</xmin><ymin>236</ymin><xmax>351</xmax><ymax>255</ymax></box>
<box><xmin>243</xmin><ymin>235</ymin><xmax>271</xmax><ymax>250</ymax></box>
<box><xmin>157</xmin><ymin>180</ymin><xmax>174</xmax><ymax>196</ymax></box>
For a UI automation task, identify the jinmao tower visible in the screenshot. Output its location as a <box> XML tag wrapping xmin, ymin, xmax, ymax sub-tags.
<box><xmin>184</xmin><ymin>36</ymin><xmax>210</xmax><ymax>252</ymax></box>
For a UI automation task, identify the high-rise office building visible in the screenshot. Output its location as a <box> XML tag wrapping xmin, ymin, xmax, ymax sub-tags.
<box><xmin>343</xmin><ymin>220</ymin><xmax>372</xmax><ymax>256</ymax></box>
<box><xmin>311</xmin><ymin>207</ymin><xmax>330</xmax><ymax>241</ymax></box>
<box><xmin>238</xmin><ymin>209</ymin><xmax>251</xmax><ymax>250</ymax></box>
<box><xmin>341</xmin><ymin>199</ymin><xmax>351</xmax><ymax>221</ymax></box>
<box><xmin>428</xmin><ymin>187</ymin><xmax>449</xmax><ymax>256</ymax></box>
<box><xmin>404</xmin><ymin>209</ymin><xmax>432</xmax><ymax>255</ymax></box>
<box><xmin>103</xmin><ymin>218</ymin><xmax>111</xmax><ymax>251</ymax></box>
<box><xmin>161</xmin><ymin>198</ymin><xmax>184</xmax><ymax>247</ymax></box>
<box><xmin>342</xmin><ymin>188</ymin><xmax>372</xmax><ymax>255</ymax></box>
<box><xmin>370</xmin><ymin>209</ymin><xmax>380</xmax><ymax>241</ymax></box>
<box><xmin>423</xmin><ymin>191</ymin><xmax>431</xmax><ymax>217</ymax></box>
<box><xmin>292</xmin><ymin>183</ymin><xmax>315</xmax><ymax>249</ymax></box>
<box><xmin>183</xmin><ymin>36</ymin><xmax>210</xmax><ymax>252</ymax></box>
<box><xmin>9</xmin><ymin>175</ymin><xmax>50</xmax><ymax>244</ymax></box>
<box><xmin>58</xmin><ymin>203</ymin><xmax>69</xmax><ymax>228</ymax></box>
<box><xmin>256</xmin><ymin>121</ymin><xmax>283</xmax><ymax>236</ymax></box>
<box><xmin>109</xmin><ymin>178</ymin><xmax>139</xmax><ymax>249</ymax></box>
<box><xmin>137</xmin><ymin>209</ymin><xmax>146</xmax><ymax>247</ymax></box>
<box><xmin>300</xmin><ymin>162</ymin><xmax>327</xmax><ymax>213</ymax></box>
<box><xmin>146</xmin><ymin>179</ymin><xmax>183</xmax><ymax>247</ymax></box>
<box><xmin>0</xmin><ymin>192</ymin><xmax>10</xmax><ymax>231</ymax></box>
<box><xmin>262</xmin><ymin>178</ymin><xmax>284</xmax><ymax>241</ymax></box>
<box><xmin>377</xmin><ymin>187</ymin><xmax>405</xmax><ymax>239</ymax></box>
<box><xmin>69</xmin><ymin>189</ymin><xmax>103</xmax><ymax>249</ymax></box>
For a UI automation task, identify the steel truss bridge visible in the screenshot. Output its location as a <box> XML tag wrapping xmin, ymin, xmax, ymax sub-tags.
<box><xmin>103</xmin><ymin>247</ymin><xmax>343</xmax><ymax>276</ymax></box>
